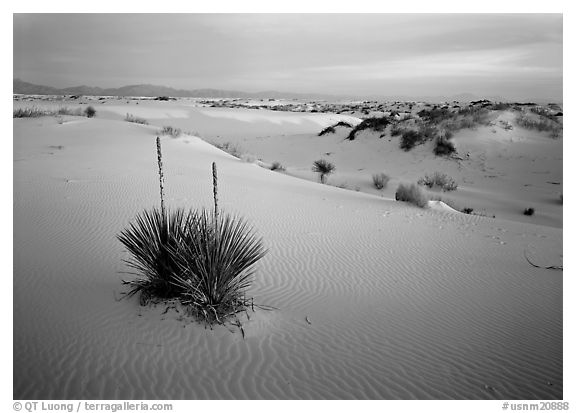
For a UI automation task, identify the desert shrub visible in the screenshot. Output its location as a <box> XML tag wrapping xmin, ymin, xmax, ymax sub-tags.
<box><xmin>160</xmin><ymin>125</ymin><xmax>182</xmax><ymax>137</ymax></box>
<box><xmin>125</xmin><ymin>113</ymin><xmax>149</xmax><ymax>125</ymax></box>
<box><xmin>523</xmin><ymin>207</ymin><xmax>535</xmax><ymax>216</ymax></box>
<box><xmin>390</xmin><ymin>124</ymin><xmax>403</xmax><ymax>136</ymax></box>
<box><xmin>462</xmin><ymin>207</ymin><xmax>474</xmax><ymax>214</ymax></box>
<box><xmin>395</xmin><ymin>183</ymin><xmax>428</xmax><ymax>208</ymax></box>
<box><xmin>400</xmin><ymin>130</ymin><xmax>423</xmax><ymax>151</ymax></box>
<box><xmin>84</xmin><ymin>106</ymin><xmax>96</xmax><ymax>118</ymax></box>
<box><xmin>434</xmin><ymin>133</ymin><xmax>456</xmax><ymax>156</ymax></box>
<box><xmin>312</xmin><ymin>159</ymin><xmax>336</xmax><ymax>184</ymax></box>
<box><xmin>347</xmin><ymin>116</ymin><xmax>390</xmax><ymax>140</ymax></box>
<box><xmin>270</xmin><ymin>161</ymin><xmax>286</xmax><ymax>171</ymax></box>
<box><xmin>372</xmin><ymin>173</ymin><xmax>390</xmax><ymax>190</ymax></box>
<box><xmin>417</xmin><ymin>172</ymin><xmax>458</xmax><ymax>191</ymax></box>
<box><xmin>57</xmin><ymin>107</ymin><xmax>83</xmax><ymax>116</ymax></box>
<box><xmin>214</xmin><ymin>142</ymin><xmax>243</xmax><ymax>158</ymax></box>
<box><xmin>318</xmin><ymin>126</ymin><xmax>336</xmax><ymax>136</ymax></box>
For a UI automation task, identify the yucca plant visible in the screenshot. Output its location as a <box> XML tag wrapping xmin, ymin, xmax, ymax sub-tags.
<box><xmin>117</xmin><ymin>207</ymin><xmax>191</xmax><ymax>304</ymax></box>
<box><xmin>118</xmin><ymin>139</ymin><xmax>268</xmax><ymax>326</ymax></box>
<box><xmin>168</xmin><ymin>210</ymin><xmax>267</xmax><ymax>323</ymax></box>
<box><xmin>312</xmin><ymin>159</ymin><xmax>335</xmax><ymax>184</ymax></box>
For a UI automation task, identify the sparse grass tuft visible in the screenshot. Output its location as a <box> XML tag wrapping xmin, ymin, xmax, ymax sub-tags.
<box><xmin>214</xmin><ymin>142</ymin><xmax>243</xmax><ymax>158</ymax></box>
<box><xmin>159</xmin><ymin>125</ymin><xmax>182</xmax><ymax>137</ymax></box>
<box><xmin>125</xmin><ymin>113</ymin><xmax>149</xmax><ymax>125</ymax></box>
<box><xmin>395</xmin><ymin>183</ymin><xmax>428</xmax><ymax>208</ymax></box>
<box><xmin>515</xmin><ymin>113</ymin><xmax>562</xmax><ymax>138</ymax></box>
<box><xmin>372</xmin><ymin>173</ymin><xmax>390</xmax><ymax>190</ymax></box>
<box><xmin>14</xmin><ymin>107</ymin><xmax>48</xmax><ymax>118</ymax></box>
<box><xmin>418</xmin><ymin>172</ymin><xmax>458</xmax><ymax>191</ymax></box>
<box><xmin>312</xmin><ymin>159</ymin><xmax>336</xmax><ymax>184</ymax></box>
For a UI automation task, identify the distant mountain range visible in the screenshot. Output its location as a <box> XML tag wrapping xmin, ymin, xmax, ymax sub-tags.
<box><xmin>14</xmin><ymin>78</ymin><xmax>511</xmax><ymax>103</ymax></box>
<box><xmin>13</xmin><ymin>79</ymin><xmax>345</xmax><ymax>101</ymax></box>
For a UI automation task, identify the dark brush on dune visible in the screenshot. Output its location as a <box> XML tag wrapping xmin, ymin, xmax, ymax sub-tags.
<box><xmin>346</xmin><ymin>116</ymin><xmax>391</xmax><ymax>140</ymax></box>
<box><xmin>318</xmin><ymin>121</ymin><xmax>353</xmax><ymax>136</ymax></box>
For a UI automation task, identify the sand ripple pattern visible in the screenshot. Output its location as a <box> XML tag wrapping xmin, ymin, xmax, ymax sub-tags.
<box><xmin>14</xmin><ymin>120</ymin><xmax>562</xmax><ymax>399</ymax></box>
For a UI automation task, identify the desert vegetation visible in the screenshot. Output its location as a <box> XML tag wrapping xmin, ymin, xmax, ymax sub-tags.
<box><xmin>84</xmin><ymin>106</ymin><xmax>96</xmax><ymax>118</ymax></box>
<box><xmin>515</xmin><ymin>112</ymin><xmax>562</xmax><ymax>138</ymax></box>
<box><xmin>524</xmin><ymin>207</ymin><xmax>535</xmax><ymax>216</ymax></box>
<box><xmin>159</xmin><ymin>125</ymin><xmax>182</xmax><ymax>137</ymax></box>
<box><xmin>14</xmin><ymin>106</ymin><xmax>87</xmax><ymax>118</ymax></box>
<box><xmin>346</xmin><ymin>116</ymin><xmax>390</xmax><ymax>140</ymax></box>
<box><xmin>118</xmin><ymin>137</ymin><xmax>267</xmax><ymax>326</ymax></box>
<box><xmin>312</xmin><ymin>159</ymin><xmax>336</xmax><ymax>184</ymax></box>
<box><xmin>125</xmin><ymin>113</ymin><xmax>149</xmax><ymax>125</ymax></box>
<box><xmin>395</xmin><ymin>183</ymin><xmax>428</xmax><ymax>208</ymax></box>
<box><xmin>270</xmin><ymin>161</ymin><xmax>286</xmax><ymax>172</ymax></box>
<box><xmin>372</xmin><ymin>173</ymin><xmax>390</xmax><ymax>190</ymax></box>
<box><xmin>214</xmin><ymin>142</ymin><xmax>243</xmax><ymax>158</ymax></box>
<box><xmin>417</xmin><ymin>172</ymin><xmax>458</xmax><ymax>191</ymax></box>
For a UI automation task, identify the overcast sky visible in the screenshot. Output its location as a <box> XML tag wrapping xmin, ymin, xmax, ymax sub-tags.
<box><xmin>13</xmin><ymin>13</ymin><xmax>563</xmax><ymax>100</ymax></box>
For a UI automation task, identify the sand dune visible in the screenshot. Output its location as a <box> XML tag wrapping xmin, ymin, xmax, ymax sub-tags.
<box><xmin>13</xmin><ymin>101</ymin><xmax>562</xmax><ymax>399</ymax></box>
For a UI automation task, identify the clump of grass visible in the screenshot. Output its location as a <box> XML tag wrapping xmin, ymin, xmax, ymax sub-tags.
<box><xmin>118</xmin><ymin>138</ymin><xmax>268</xmax><ymax>326</ymax></box>
<box><xmin>515</xmin><ymin>113</ymin><xmax>562</xmax><ymax>138</ymax></box>
<box><xmin>270</xmin><ymin>161</ymin><xmax>286</xmax><ymax>172</ymax></box>
<box><xmin>312</xmin><ymin>159</ymin><xmax>336</xmax><ymax>184</ymax></box>
<box><xmin>523</xmin><ymin>207</ymin><xmax>535</xmax><ymax>216</ymax></box>
<box><xmin>125</xmin><ymin>113</ymin><xmax>149</xmax><ymax>125</ymax></box>
<box><xmin>395</xmin><ymin>183</ymin><xmax>428</xmax><ymax>208</ymax></box>
<box><xmin>417</xmin><ymin>172</ymin><xmax>458</xmax><ymax>191</ymax></box>
<box><xmin>84</xmin><ymin>106</ymin><xmax>96</xmax><ymax>118</ymax></box>
<box><xmin>462</xmin><ymin>207</ymin><xmax>474</xmax><ymax>214</ymax></box>
<box><xmin>13</xmin><ymin>107</ymin><xmax>48</xmax><ymax>118</ymax></box>
<box><xmin>56</xmin><ymin>107</ymin><xmax>83</xmax><ymax>116</ymax></box>
<box><xmin>372</xmin><ymin>173</ymin><xmax>390</xmax><ymax>190</ymax></box>
<box><xmin>159</xmin><ymin>125</ymin><xmax>181</xmax><ymax>137</ymax></box>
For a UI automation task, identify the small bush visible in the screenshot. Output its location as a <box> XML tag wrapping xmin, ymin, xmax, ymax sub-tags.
<box><xmin>84</xmin><ymin>106</ymin><xmax>96</xmax><ymax>118</ymax></box>
<box><xmin>417</xmin><ymin>172</ymin><xmax>458</xmax><ymax>191</ymax></box>
<box><xmin>125</xmin><ymin>113</ymin><xmax>149</xmax><ymax>125</ymax></box>
<box><xmin>270</xmin><ymin>161</ymin><xmax>286</xmax><ymax>172</ymax></box>
<box><xmin>434</xmin><ymin>134</ymin><xmax>456</xmax><ymax>156</ymax></box>
<box><xmin>160</xmin><ymin>125</ymin><xmax>182</xmax><ymax>137</ymax></box>
<box><xmin>372</xmin><ymin>173</ymin><xmax>390</xmax><ymax>190</ymax></box>
<box><xmin>523</xmin><ymin>207</ymin><xmax>535</xmax><ymax>216</ymax></box>
<box><xmin>462</xmin><ymin>207</ymin><xmax>474</xmax><ymax>214</ymax></box>
<box><xmin>515</xmin><ymin>113</ymin><xmax>562</xmax><ymax>138</ymax></box>
<box><xmin>312</xmin><ymin>159</ymin><xmax>336</xmax><ymax>184</ymax></box>
<box><xmin>395</xmin><ymin>183</ymin><xmax>428</xmax><ymax>208</ymax></box>
<box><xmin>400</xmin><ymin>130</ymin><xmax>423</xmax><ymax>151</ymax></box>
<box><xmin>57</xmin><ymin>107</ymin><xmax>83</xmax><ymax>116</ymax></box>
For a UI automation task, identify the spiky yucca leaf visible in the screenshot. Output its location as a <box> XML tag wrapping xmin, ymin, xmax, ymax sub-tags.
<box><xmin>169</xmin><ymin>210</ymin><xmax>267</xmax><ymax>323</ymax></box>
<box><xmin>117</xmin><ymin>207</ymin><xmax>194</xmax><ymax>303</ymax></box>
<box><xmin>312</xmin><ymin>159</ymin><xmax>335</xmax><ymax>184</ymax></box>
